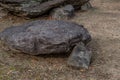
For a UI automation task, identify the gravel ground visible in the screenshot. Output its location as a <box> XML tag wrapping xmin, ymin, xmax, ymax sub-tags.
<box><xmin>0</xmin><ymin>0</ymin><xmax>120</xmax><ymax>80</ymax></box>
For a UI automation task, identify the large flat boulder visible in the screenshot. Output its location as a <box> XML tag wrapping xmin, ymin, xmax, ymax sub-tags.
<box><xmin>0</xmin><ymin>20</ymin><xmax>91</xmax><ymax>55</ymax></box>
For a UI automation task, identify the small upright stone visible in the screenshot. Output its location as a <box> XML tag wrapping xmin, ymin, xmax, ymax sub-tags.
<box><xmin>67</xmin><ymin>42</ymin><xmax>92</xmax><ymax>69</ymax></box>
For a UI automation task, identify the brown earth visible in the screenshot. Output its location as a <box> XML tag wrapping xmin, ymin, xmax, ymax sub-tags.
<box><xmin>0</xmin><ymin>0</ymin><xmax>120</xmax><ymax>80</ymax></box>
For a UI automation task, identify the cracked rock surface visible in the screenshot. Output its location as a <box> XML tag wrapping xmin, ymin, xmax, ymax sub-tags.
<box><xmin>0</xmin><ymin>20</ymin><xmax>91</xmax><ymax>55</ymax></box>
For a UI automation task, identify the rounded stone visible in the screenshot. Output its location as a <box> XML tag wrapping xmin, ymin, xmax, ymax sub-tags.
<box><xmin>0</xmin><ymin>20</ymin><xmax>91</xmax><ymax>55</ymax></box>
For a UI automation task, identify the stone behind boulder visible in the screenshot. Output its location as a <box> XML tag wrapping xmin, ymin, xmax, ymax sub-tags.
<box><xmin>0</xmin><ymin>20</ymin><xmax>91</xmax><ymax>55</ymax></box>
<box><xmin>0</xmin><ymin>0</ymin><xmax>90</xmax><ymax>17</ymax></box>
<box><xmin>51</xmin><ymin>5</ymin><xmax>75</xmax><ymax>20</ymax></box>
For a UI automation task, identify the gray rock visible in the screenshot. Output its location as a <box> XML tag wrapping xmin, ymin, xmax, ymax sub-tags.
<box><xmin>63</xmin><ymin>5</ymin><xmax>75</xmax><ymax>12</ymax></box>
<box><xmin>0</xmin><ymin>0</ymin><xmax>90</xmax><ymax>17</ymax></box>
<box><xmin>68</xmin><ymin>42</ymin><xmax>92</xmax><ymax>69</ymax></box>
<box><xmin>51</xmin><ymin>5</ymin><xmax>74</xmax><ymax>20</ymax></box>
<box><xmin>0</xmin><ymin>20</ymin><xmax>92</xmax><ymax>69</ymax></box>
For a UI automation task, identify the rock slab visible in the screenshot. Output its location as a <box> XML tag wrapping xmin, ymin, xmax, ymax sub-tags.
<box><xmin>0</xmin><ymin>20</ymin><xmax>91</xmax><ymax>55</ymax></box>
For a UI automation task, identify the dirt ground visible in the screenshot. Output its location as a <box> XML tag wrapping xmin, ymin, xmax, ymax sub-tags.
<box><xmin>0</xmin><ymin>0</ymin><xmax>120</xmax><ymax>80</ymax></box>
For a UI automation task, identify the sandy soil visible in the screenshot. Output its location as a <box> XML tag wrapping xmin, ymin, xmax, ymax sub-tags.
<box><xmin>0</xmin><ymin>0</ymin><xmax>120</xmax><ymax>80</ymax></box>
